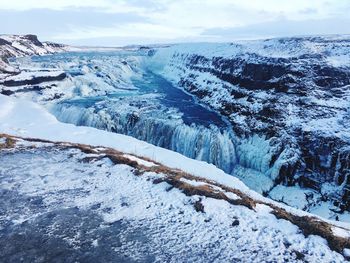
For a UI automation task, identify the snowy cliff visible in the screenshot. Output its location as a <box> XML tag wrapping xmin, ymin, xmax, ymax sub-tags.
<box><xmin>150</xmin><ymin>36</ymin><xmax>350</xmax><ymax>213</ymax></box>
<box><xmin>0</xmin><ymin>34</ymin><xmax>68</xmax><ymax>74</ymax></box>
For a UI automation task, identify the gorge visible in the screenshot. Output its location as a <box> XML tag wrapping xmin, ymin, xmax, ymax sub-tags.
<box><xmin>1</xmin><ymin>34</ymin><xmax>350</xmax><ymax>222</ymax></box>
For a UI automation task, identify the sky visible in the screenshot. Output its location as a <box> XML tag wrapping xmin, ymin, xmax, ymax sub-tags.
<box><xmin>1</xmin><ymin>0</ymin><xmax>350</xmax><ymax>46</ymax></box>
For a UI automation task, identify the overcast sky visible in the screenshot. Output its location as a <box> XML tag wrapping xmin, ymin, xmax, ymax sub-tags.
<box><xmin>1</xmin><ymin>0</ymin><xmax>350</xmax><ymax>46</ymax></box>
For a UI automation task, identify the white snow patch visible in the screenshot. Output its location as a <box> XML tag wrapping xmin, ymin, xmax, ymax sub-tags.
<box><xmin>123</xmin><ymin>154</ymin><xmax>156</xmax><ymax>167</ymax></box>
<box><xmin>333</xmin><ymin>227</ymin><xmax>350</xmax><ymax>239</ymax></box>
<box><xmin>224</xmin><ymin>191</ymin><xmax>240</xmax><ymax>200</ymax></box>
<box><xmin>92</xmin><ymin>239</ymin><xmax>99</xmax><ymax>247</ymax></box>
<box><xmin>179</xmin><ymin>178</ymin><xmax>208</xmax><ymax>187</ymax></box>
<box><xmin>269</xmin><ymin>185</ymin><xmax>316</xmax><ymax>210</ymax></box>
<box><xmin>344</xmin><ymin>248</ymin><xmax>350</xmax><ymax>258</ymax></box>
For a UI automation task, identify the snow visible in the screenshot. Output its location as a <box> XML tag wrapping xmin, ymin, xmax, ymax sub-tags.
<box><xmin>1</xmin><ymin>70</ymin><xmax>65</xmax><ymax>82</ymax></box>
<box><xmin>303</xmin><ymin>114</ymin><xmax>350</xmax><ymax>140</ymax></box>
<box><xmin>309</xmin><ymin>201</ymin><xmax>350</xmax><ymax>224</ymax></box>
<box><xmin>232</xmin><ymin>165</ymin><xmax>274</xmax><ymax>194</ymax></box>
<box><xmin>1</xmin><ymin>35</ymin><xmax>350</xmax><ymax>259</ymax></box>
<box><xmin>2</xmin><ymin>38</ymin><xmax>350</xmax><ymax>225</ymax></box>
<box><xmin>149</xmin><ymin>38</ymin><xmax>350</xmax><ymax>146</ymax></box>
<box><xmin>91</xmin><ymin>239</ymin><xmax>99</xmax><ymax>247</ymax></box>
<box><xmin>142</xmin><ymin>36</ymin><xmax>350</xmax><ymax>224</ymax></box>
<box><xmin>254</xmin><ymin>203</ymin><xmax>274</xmax><ymax>214</ymax></box>
<box><xmin>0</xmin><ymin>59</ymin><xmax>19</xmax><ymax>74</ymax></box>
<box><xmin>327</xmin><ymin>55</ymin><xmax>350</xmax><ymax>67</ymax></box>
<box><xmin>122</xmin><ymin>154</ymin><xmax>156</xmax><ymax>167</ymax></box>
<box><xmin>0</xmin><ymin>94</ymin><xmax>249</xmax><ymax>193</ymax></box>
<box><xmin>0</xmin><ymin>142</ymin><xmax>346</xmax><ymax>262</ymax></box>
<box><xmin>11</xmin><ymin>41</ymin><xmax>34</xmax><ymax>54</ymax></box>
<box><xmin>1</xmin><ymin>89</ymin><xmax>350</xmax><ymax>260</ymax></box>
<box><xmin>224</xmin><ymin>191</ymin><xmax>240</xmax><ymax>200</ymax></box>
<box><xmin>151</xmin><ymin>35</ymin><xmax>350</xmax><ymax>64</ymax></box>
<box><xmin>333</xmin><ymin>227</ymin><xmax>350</xmax><ymax>239</ymax></box>
<box><xmin>1</xmin><ymin>37</ymin><xmax>350</xmax><ymax>226</ymax></box>
<box><xmin>269</xmin><ymin>185</ymin><xmax>317</xmax><ymax>210</ymax></box>
<box><xmin>0</xmin><ymin>34</ymin><xmax>69</xmax><ymax>77</ymax></box>
<box><xmin>179</xmin><ymin>177</ymin><xmax>208</xmax><ymax>187</ymax></box>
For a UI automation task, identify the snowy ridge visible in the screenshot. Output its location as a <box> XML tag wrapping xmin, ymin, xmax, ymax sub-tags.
<box><xmin>152</xmin><ymin>35</ymin><xmax>350</xmax><ymax>64</ymax></box>
<box><xmin>1</xmin><ymin>94</ymin><xmax>350</xmax><ymax>261</ymax></box>
<box><xmin>0</xmin><ymin>34</ymin><xmax>68</xmax><ymax>75</ymax></box>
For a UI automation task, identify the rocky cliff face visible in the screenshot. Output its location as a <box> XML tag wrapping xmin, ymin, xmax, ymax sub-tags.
<box><xmin>0</xmin><ymin>34</ymin><xmax>67</xmax><ymax>74</ymax></box>
<box><xmin>152</xmin><ymin>36</ymin><xmax>350</xmax><ymax>212</ymax></box>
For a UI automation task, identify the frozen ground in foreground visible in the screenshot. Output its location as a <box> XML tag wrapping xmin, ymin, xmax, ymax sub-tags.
<box><xmin>0</xmin><ymin>139</ymin><xmax>347</xmax><ymax>262</ymax></box>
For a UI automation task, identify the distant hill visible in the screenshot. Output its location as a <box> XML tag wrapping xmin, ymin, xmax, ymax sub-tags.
<box><xmin>0</xmin><ymin>34</ymin><xmax>68</xmax><ymax>74</ymax></box>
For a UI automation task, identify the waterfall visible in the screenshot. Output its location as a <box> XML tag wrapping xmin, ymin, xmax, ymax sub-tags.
<box><xmin>49</xmin><ymin>102</ymin><xmax>284</xmax><ymax>192</ymax></box>
<box><xmin>45</xmin><ymin>43</ymin><xmax>288</xmax><ymax>194</ymax></box>
<box><xmin>50</xmin><ymin>103</ymin><xmax>239</xmax><ymax>174</ymax></box>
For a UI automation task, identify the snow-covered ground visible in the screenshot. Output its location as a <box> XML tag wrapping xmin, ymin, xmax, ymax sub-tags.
<box><xmin>0</xmin><ymin>138</ymin><xmax>345</xmax><ymax>262</ymax></box>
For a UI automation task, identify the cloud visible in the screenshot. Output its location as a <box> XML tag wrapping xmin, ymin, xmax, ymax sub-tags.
<box><xmin>201</xmin><ymin>18</ymin><xmax>350</xmax><ymax>40</ymax></box>
<box><xmin>52</xmin><ymin>22</ymin><xmax>201</xmax><ymax>41</ymax></box>
<box><xmin>0</xmin><ymin>0</ymin><xmax>349</xmax><ymax>45</ymax></box>
<box><xmin>1</xmin><ymin>8</ymin><xmax>149</xmax><ymax>41</ymax></box>
<box><xmin>0</xmin><ymin>0</ymin><xmax>140</xmax><ymax>12</ymax></box>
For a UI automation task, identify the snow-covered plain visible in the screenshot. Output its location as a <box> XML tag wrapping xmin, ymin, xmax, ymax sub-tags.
<box><xmin>0</xmin><ymin>95</ymin><xmax>349</xmax><ymax>262</ymax></box>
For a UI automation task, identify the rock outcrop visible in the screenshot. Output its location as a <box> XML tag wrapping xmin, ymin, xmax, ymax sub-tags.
<box><xmin>152</xmin><ymin>36</ymin><xmax>350</xmax><ymax>211</ymax></box>
<box><xmin>0</xmin><ymin>34</ymin><xmax>68</xmax><ymax>74</ymax></box>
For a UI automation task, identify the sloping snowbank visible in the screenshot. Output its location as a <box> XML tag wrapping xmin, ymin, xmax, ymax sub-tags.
<box><xmin>0</xmin><ymin>94</ymin><xmax>248</xmax><ymax>192</ymax></box>
<box><xmin>1</xmin><ymin>94</ymin><xmax>350</xmax><ymax>231</ymax></box>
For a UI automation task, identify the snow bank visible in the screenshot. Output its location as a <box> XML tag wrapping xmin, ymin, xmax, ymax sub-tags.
<box><xmin>0</xmin><ymin>94</ymin><xmax>248</xmax><ymax>192</ymax></box>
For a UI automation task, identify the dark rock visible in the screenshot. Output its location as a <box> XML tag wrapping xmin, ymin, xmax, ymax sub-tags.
<box><xmin>24</xmin><ymin>34</ymin><xmax>43</xmax><ymax>47</ymax></box>
<box><xmin>1</xmin><ymin>90</ymin><xmax>15</xmax><ymax>96</ymax></box>
<box><xmin>231</xmin><ymin>219</ymin><xmax>240</xmax><ymax>227</ymax></box>
<box><xmin>0</xmin><ymin>38</ymin><xmax>11</xmax><ymax>46</ymax></box>
<box><xmin>1</xmin><ymin>73</ymin><xmax>67</xmax><ymax>87</ymax></box>
<box><xmin>194</xmin><ymin>200</ymin><xmax>204</xmax><ymax>213</ymax></box>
